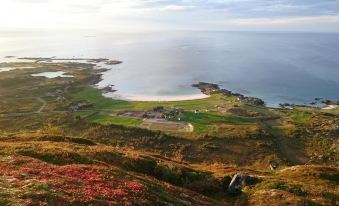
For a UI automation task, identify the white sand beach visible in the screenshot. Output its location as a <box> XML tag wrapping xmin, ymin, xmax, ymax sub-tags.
<box><xmin>103</xmin><ymin>92</ymin><xmax>210</xmax><ymax>102</ymax></box>
<box><xmin>322</xmin><ymin>105</ymin><xmax>338</xmax><ymax>110</ymax></box>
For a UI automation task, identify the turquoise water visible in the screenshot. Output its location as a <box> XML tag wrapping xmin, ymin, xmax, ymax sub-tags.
<box><xmin>1</xmin><ymin>30</ymin><xmax>338</xmax><ymax>106</ymax></box>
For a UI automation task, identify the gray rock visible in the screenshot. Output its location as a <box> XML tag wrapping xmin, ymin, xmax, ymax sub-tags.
<box><xmin>228</xmin><ymin>173</ymin><xmax>258</xmax><ymax>194</ymax></box>
<box><xmin>269</xmin><ymin>161</ymin><xmax>279</xmax><ymax>170</ymax></box>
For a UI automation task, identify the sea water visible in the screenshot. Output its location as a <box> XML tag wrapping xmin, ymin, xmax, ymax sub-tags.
<box><xmin>0</xmin><ymin>30</ymin><xmax>338</xmax><ymax>106</ymax></box>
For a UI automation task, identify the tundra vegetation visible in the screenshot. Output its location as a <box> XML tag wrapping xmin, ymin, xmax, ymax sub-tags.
<box><xmin>0</xmin><ymin>59</ymin><xmax>337</xmax><ymax>205</ymax></box>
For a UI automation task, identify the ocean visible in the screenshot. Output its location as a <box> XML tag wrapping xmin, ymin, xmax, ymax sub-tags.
<box><xmin>1</xmin><ymin>30</ymin><xmax>338</xmax><ymax>106</ymax></box>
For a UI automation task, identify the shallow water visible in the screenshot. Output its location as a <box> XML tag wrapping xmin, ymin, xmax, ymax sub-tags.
<box><xmin>1</xmin><ymin>30</ymin><xmax>338</xmax><ymax>106</ymax></box>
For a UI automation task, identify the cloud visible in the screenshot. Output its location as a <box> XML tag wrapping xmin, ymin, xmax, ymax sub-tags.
<box><xmin>101</xmin><ymin>3</ymin><xmax>189</xmax><ymax>14</ymax></box>
<box><xmin>151</xmin><ymin>5</ymin><xmax>189</xmax><ymax>11</ymax></box>
<box><xmin>0</xmin><ymin>0</ymin><xmax>339</xmax><ymax>32</ymax></box>
<box><xmin>224</xmin><ymin>15</ymin><xmax>339</xmax><ymax>26</ymax></box>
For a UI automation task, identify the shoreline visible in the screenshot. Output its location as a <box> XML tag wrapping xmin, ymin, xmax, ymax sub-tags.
<box><xmin>322</xmin><ymin>105</ymin><xmax>338</xmax><ymax>110</ymax></box>
<box><xmin>2</xmin><ymin>56</ymin><xmax>338</xmax><ymax>108</ymax></box>
<box><xmin>102</xmin><ymin>93</ymin><xmax>210</xmax><ymax>102</ymax></box>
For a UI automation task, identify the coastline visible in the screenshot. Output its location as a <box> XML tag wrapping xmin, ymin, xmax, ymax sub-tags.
<box><xmin>2</xmin><ymin>56</ymin><xmax>338</xmax><ymax>107</ymax></box>
<box><xmin>322</xmin><ymin>105</ymin><xmax>338</xmax><ymax>110</ymax></box>
<box><xmin>102</xmin><ymin>93</ymin><xmax>210</xmax><ymax>102</ymax></box>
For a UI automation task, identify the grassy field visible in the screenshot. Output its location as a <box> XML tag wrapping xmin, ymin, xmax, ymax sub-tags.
<box><xmin>85</xmin><ymin>114</ymin><xmax>143</xmax><ymax>127</ymax></box>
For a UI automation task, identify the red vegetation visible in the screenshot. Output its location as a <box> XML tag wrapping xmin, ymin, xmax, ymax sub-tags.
<box><xmin>0</xmin><ymin>156</ymin><xmax>146</xmax><ymax>205</ymax></box>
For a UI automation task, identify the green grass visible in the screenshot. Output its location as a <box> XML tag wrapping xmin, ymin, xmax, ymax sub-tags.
<box><xmin>285</xmin><ymin>110</ymin><xmax>312</xmax><ymax>124</ymax></box>
<box><xmin>84</xmin><ymin>114</ymin><xmax>143</xmax><ymax>127</ymax></box>
<box><xmin>72</xmin><ymin>87</ymin><xmax>133</xmax><ymax>110</ymax></box>
<box><xmin>74</xmin><ymin>111</ymin><xmax>98</xmax><ymax>119</ymax></box>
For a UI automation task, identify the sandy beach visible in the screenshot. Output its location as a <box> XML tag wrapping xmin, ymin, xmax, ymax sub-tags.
<box><xmin>103</xmin><ymin>92</ymin><xmax>210</xmax><ymax>102</ymax></box>
<box><xmin>322</xmin><ymin>105</ymin><xmax>338</xmax><ymax>110</ymax></box>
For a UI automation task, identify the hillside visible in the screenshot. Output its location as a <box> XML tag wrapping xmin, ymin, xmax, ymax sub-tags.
<box><xmin>0</xmin><ymin>59</ymin><xmax>338</xmax><ymax>205</ymax></box>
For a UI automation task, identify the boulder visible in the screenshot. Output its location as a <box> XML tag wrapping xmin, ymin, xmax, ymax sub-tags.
<box><xmin>228</xmin><ymin>173</ymin><xmax>258</xmax><ymax>194</ymax></box>
<box><xmin>269</xmin><ymin>161</ymin><xmax>279</xmax><ymax>170</ymax></box>
<box><xmin>321</xmin><ymin>99</ymin><xmax>338</xmax><ymax>105</ymax></box>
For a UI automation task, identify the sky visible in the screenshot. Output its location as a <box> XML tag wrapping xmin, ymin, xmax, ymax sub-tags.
<box><xmin>1</xmin><ymin>0</ymin><xmax>339</xmax><ymax>32</ymax></box>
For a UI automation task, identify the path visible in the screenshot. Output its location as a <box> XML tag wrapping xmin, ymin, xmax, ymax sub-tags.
<box><xmin>259</xmin><ymin>118</ymin><xmax>308</xmax><ymax>165</ymax></box>
<box><xmin>36</xmin><ymin>97</ymin><xmax>47</xmax><ymax>113</ymax></box>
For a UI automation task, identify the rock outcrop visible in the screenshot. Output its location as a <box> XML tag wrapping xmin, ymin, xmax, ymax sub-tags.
<box><xmin>192</xmin><ymin>82</ymin><xmax>265</xmax><ymax>106</ymax></box>
<box><xmin>228</xmin><ymin>173</ymin><xmax>259</xmax><ymax>194</ymax></box>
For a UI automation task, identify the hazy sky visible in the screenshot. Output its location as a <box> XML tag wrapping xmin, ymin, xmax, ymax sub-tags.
<box><xmin>1</xmin><ymin>0</ymin><xmax>339</xmax><ymax>32</ymax></box>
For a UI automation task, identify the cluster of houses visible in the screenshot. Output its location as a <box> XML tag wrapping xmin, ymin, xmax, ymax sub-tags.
<box><xmin>45</xmin><ymin>80</ymin><xmax>73</xmax><ymax>104</ymax></box>
<box><xmin>69</xmin><ymin>101</ymin><xmax>93</xmax><ymax>112</ymax></box>
<box><xmin>118</xmin><ymin>106</ymin><xmax>184</xmax><ymax>121</ymax></box>
<box><xmin>157</xmin><ymin>107</ymin><xmax>184</xmax><ymax>120</ymax></box>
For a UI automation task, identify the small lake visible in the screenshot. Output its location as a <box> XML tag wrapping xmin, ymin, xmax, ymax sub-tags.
<box><xmin>31</xmin><ymin>71</ymin><xmax>74</xmax><ymax>78</ymax></box>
